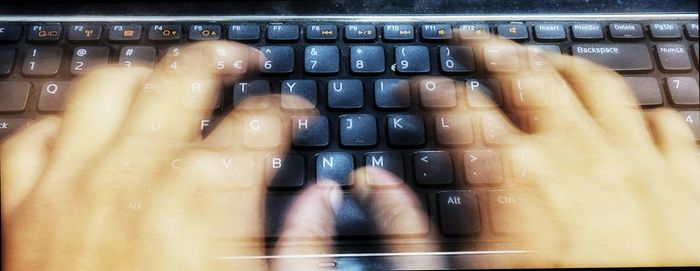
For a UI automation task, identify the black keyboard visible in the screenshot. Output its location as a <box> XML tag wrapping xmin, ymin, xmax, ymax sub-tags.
<box><xmin>1</xmin><ymin>15</ymin><xmax>699</xmax><ymax>265</ymax></box>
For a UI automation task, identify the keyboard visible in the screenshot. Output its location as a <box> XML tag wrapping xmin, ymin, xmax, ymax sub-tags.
<box><xmin>1</xmin><ymin>14</ymin><xmax>699</xmax><ymax>267</ymax></box>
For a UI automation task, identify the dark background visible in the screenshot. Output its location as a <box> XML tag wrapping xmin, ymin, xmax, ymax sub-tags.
<box><xmin>0</xmin><ymin>0</ymin><xmax>697</xmax><ymax>15</ymax></box>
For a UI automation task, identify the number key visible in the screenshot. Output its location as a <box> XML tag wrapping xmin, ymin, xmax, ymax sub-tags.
<box><xmin>350</xmin><ymin>46</ymin><xmax>384</xmax><ymax>73</ymax></box>
<box><xmin>395</xmin><ymin>46</ymin><xmax>430</xmax><ymax>73</ymax></box>
<box><xmin>259</xmin><ymin>46</ymin><xmax>294</xmax><ymax>73</ymax></box>
<box><xmin>305</xmin><ymin>45</ymin><xmax>339</xmax><ymax>74</ymax></box>
<box><xmin>22</xmin><ymin>47</ymin><xmax>62</xmax><ymax>76</ymax></box>
<box><xmin>70</xmin><ymin>47</ymin><xmax>110</xmax><ymax>75</ymax></box>
<box><xmin>439</xmin><ymin>45</ymin><xmax>474</xmax><ymax>73</ymax></box>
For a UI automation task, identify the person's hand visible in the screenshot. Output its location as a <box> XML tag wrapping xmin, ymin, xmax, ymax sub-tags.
<box><xmin>452</xmin><ymin>37</ymin><xmax>700</xmax><ymax>267</ymax></box>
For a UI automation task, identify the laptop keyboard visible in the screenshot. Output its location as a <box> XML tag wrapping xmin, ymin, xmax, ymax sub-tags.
<box><xmin>1</xmin><ymin>18</ymin><xmax>699</xmax><ymax>247</ymax></box>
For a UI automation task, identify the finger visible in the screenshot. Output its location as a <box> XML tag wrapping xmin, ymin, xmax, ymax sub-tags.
<box><xmin>461</xmin><ymin>34</ymin><xmax>594</xmax><ymax>136</ymax></box>
<box><xmin>646</xmin><ymin>108</ymin><xmax>700</xmax><ymax>179</ymax></box>
<box><xmin>271</xmin><ymin>181</ymin><xmax>342</xmax><ymax>271</ymax></box>
<box><xmin>540</xmin><ymin>50</ymin><xmax>655</xmax><ymax>148</ymax></box>
<box><xmin>1</xmin><ymin>116</ymin><xmax>61</xmax><ymax>217</ymax></box>
<box><xmin>352</xmin><ymin>167</ymin><xmax>446</xmax><ymax>269</ymax></box>
<box><xmin>115</xmin><ymin>41</ymin><xmax>257</xmax><ymax>152</ymax></box>
<box><xmin>43</xmin><ymin>67</ymin><xmax>151</xmax><ymax>183</ymax></box>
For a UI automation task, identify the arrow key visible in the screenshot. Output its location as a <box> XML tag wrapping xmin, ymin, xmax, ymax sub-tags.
<box><xmin>414</xmin><ymin>151</ymin><xmax>453</xmax><ymax>186</ymax></box>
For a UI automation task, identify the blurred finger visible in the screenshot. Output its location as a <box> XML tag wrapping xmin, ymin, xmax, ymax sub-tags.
<box><xmin>271</xmin><ymin>181</ymin><xmax>342</xmax><ymax>271</ymax></box>
<box><xmin>646</xmin><ymin>108</ymin><xmax>700</xmax><ymax>181</ymax></box>
<box><xmin>1</xmin><ymin>116</ymin><xmax>61</xmax><ymax>217</ymax></box>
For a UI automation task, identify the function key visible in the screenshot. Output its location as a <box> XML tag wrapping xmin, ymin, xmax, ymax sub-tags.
<box><xmin>571</xmin><ymin>23</ymin><xmax>604</xmax><ymax>40</ymax></box>
<box><xmin>609</xmin><ymin>23</ymin><xmax>644</xmax><ymax>40</ymax></box>
<box><xmin>686</xmin><ymin>23</ymin><xmax>699</xmax><ymax>40</ymax></box>
<box><xmin>108</xmin><ymin>24</ymin><xmax>142</xmax><ymax>42</ymax></box>
<box><xmin>189</xmin><ymin>24</ymin><xmax>221</xmax><ymax>41</ymax></box>
<box><xmin>228</xmin><ymin>24</ymin><xmax>260</xmax><ymax>42</ymax></box>
<box><xmin>533</xmin><ymin>24</ymin><xmax>566</xmax><ymax>41</ymax></box>
<box><xmin>306</xmin><ymin>24</ymin><xmax>338</xmax><ymax>41</ymax></box>
<box><xmin>497</xmin><ymin>23</ymin><xmax>528</xmax><ymax>41</ymax></box>
<box><xmin>27</xmin><ymin>23</ymin><xmax>62</xmax><ymax>43</ymax></box>
<box><xmin>67</xmin><ymin>24</ymin><xmax>102</xmax><ymax>42</ymax></box>
<box><xmin>383</xmin><ymin>24</ymin><xmax>414</xmax><ymax>41</ymax></box>
<box><xmin>421</xmin><ymin>24</ymin><xmax>453</xmax><ymax>41</ymax></box>
<box><xmin>649</xmin><ymin>23</ymin><xmax>681</xmax><ymax>40</ymax></box>
<box><xmin>267</xmin><ymin>24</ymin><xmax>299</xmax><ymax>42</ymax></box>
<box><xmin>344</xmin><ymin>25</ymin><xmax>376</xmax><ymax>41</ymax></box>
<box><xmin>458</xmin><ymin>24</ymin><xmax>490</xmax><ymax>40</ymax></box>
<box><xmin>148</xmin><ymin>24</ymin><xmax>181</xmax><ymax>42</ymax></box>
<box><xmin>0</xmin><ymin>24</ymin><xmax>21</xmax><ymax>42</ymax></box>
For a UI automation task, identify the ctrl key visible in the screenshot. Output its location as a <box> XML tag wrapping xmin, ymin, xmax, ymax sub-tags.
<box><xmin>488</xmin><ymin>190</ymin><xmax>534</xmax><ymax>234</ymax></box>
<box><xmin>437</xmin><ymin>191</ymin><xmax>480</xmax><ymax>235</ymax></box>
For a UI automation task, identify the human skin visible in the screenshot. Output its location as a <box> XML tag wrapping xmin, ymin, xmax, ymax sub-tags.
<box><xmin>2</xmin><ymin>35</ymin><xmax>699</xmax><ymax>270</ymax></box>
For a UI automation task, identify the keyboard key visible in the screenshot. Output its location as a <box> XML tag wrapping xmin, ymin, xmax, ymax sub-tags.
<box><xmin>466</xmin><ymin>79</ymin><xmax>503</xmax><ymax>107</ymax></box>
<box><xmin>383</xmin><ymin>24</ymin><xmax>414</xmax><ymax>41</ymax></box>
<box><xmin>328</xmin><ymin>79</ymin><xmax>363</xmax><ymax>109</ymax></box>
<box><xmin>464</xmin><ymin>150</ymin><xmax>503</xmax><ymax>185</ymax></box>
<box><xmin>0</xmin><ymin>47</ymin><xmax>16</xmax><ymax>75</ymax></box>
<box><xmin>435</xmin><ymin>115</ymin><xmax>474</xmax><ymax>146</ymax></box>
<box><xmin>281</xmin><ymin>80</ymin><xmax>317</xmax><ymax>109</ymax></box>
<box><xmin>437</xmin><ymin>191</ymin><xmax>480</xmax><ymax>235</ymax></box>
<box><xmin>305</xmin><ymin>45</ymin><xmax>339</xmax><ymax>74</ymax></box>
<box><xmin>242</xmin><ymin>115</ymin><xmax>281</xmax><ymax>148</ymax></box>
<box><xmin>38</xmin><ymin>81</ymin><xmax>76</xmax><ymax>112</ymax></box>
<box><xmin>609</xmin><ymin>23</ymin><xmax>644</xmax><ymax>40</ymax></box>
<box><xmin>533</xmin><ymin>24</ymin><xmax>566</xmax><ymax>41</ymax></box>
<box><xmin>387</xmin><ymin>114</ymin><xmax>425</xmax><ymax>146</ymax></box>
<box><xmin>686</xmin><ymin>23</ymin><xmax>699</xmax><ymax>40</ymax></box>
<box><xmin>497</xmin><ymin>23</ymin><xmax>528</xmax><ymax>41</ymax></box>
<box><xmin>306</xmin><ymin>24</ymin><xmax>337</xmax><ymax>41</ymax></box>
<box><xmin>374</xmin><ymin>79</ymin><xmax>410</xmax><ymax>109</ymax></box>
<box><xmin>22</xmin><ymin>47</ymin><xmax>62</xmax><ymax>76</ymax></box>
<box><xmin>0</xmin><ymin>118</ymin><xmax>31</xmax><ymax>139</ymax></box>
<box><xmin>344</xmin><ymin>25</ymin><xmax>376</xmax><ymax>41</ymax></box>
<box><xmin>0</xmin><ymin>24</ymin><xmax>21</xmax><ymax>41</ymax></box>
<box><xmin>317</xmin><ymin>152</ymin><xmax>355</xmax><ymax>187</ymax></box>
<box><xmin>259</xmin><ymin>46</ymin><xmax>294</xmax><ymax>73</ymax></box>
<box><xmin>483</xmin><ymin>45</ymin><xmax>520</xmax><ymax>72</ymax></box>
<box><xmin>70</xmin><ymin>46</ymin><xmax>110</xmax><ymax>75</ymax></box>
<box><xmin>189</xmin><ymin>24</ymin><xmax>221</xmax><ymax>41</ymax></box>
<box><xmin>119</xmin><ymin>46</ymin><xmax>156</xmax><ymax>68</ymax></box>
<box><xmin>267</xmin><ymin>24</ymin><xmax>299</xmax><ymax>42</ymax></box>
<box><xmin>482</xmin><ymin>113</ymin><xmax>519</xmax><ymax>145</ymax></box>
<box><xmin>571</xmin><ymin>44</ymin><xmax>653</xmax><ymax>72</ymax></box>
<box><xmin>439</xmin><ymin>45</ymin><xmax>475</xmax><ymax>73</ymax></box>
<box><xmin>623</xmin><ymin>77</ymin><xmax>662</xmax><ymax>107</ymax></box>
<box><xmin>679</xmin><ymin>111</ymin><xmax>700</xmax><ymax>140</ymax></box>
<box><xmin>228</xmin><ymin>24</ymin><xmax>260</xmax><ymax>42</ymax></box>
<box><xmin>414</xmin><ymin>151</ymin><xmax>453</xmax><ymax>186</ymax></box>
<box><xmin>233</xmin><ymin>80</ymin><xmax>271</xmax><ymax>109</ymax></box>
<box><xmin>292</xmin><ymin>116</ymin><xmax>329</xmax><ymax>147</ymax></box>
<box><xmin>350</xmin><ymin>46</ymin><xmax>385</xmax><ymax>73</ymax></box>
<box><xmin>419</xmin><ymin>78</ymin><xmax>456</xmax><ymax>108</ymax></box>
<box><xmin>395</xmin><ymin>46</ymin><xmax>430</xmax><ymax>73</ymax></box>
<box><xmin>267</xmin><ymin>154</ymin><xmax>305</xmax><ymax>189</ymax></box>
<box><xmin>693</xmin><ymin>44</ymin><xmax>699</xmax><ymax>67</ymax></box>
<box><xmin>666</xmin><ymin>77</ymin><xmax>699</xmax><ymax>106</ymax></box>
<box><xmin>364</xmin><ymin>152</ymin><xmax>404</xmax><ymax>185</ymax></box>
<box><xmin>108</xmin><ymin>24</ymin><xmax>142</xmax><ymax>42</ymax></box>
<box><xmin>527</xmin><ymin>45</ymin><xmax>561</xmax><ymax>70</ymax></box>
<box><xmin>488</xmin><ymin>190</ymin><xmax>528</xmax><ymax>234</ymax></box>
<box><xmin>649</xmin><ymin>23</ymin><xmax>682</xmax><ymax>40</ymax></box>
<box><xmin>0</xmin><ymin>81</ymin><xmax>30</xmax><ymax>113</ymax></box>
<box><xmin>458</xmin><ymin>24</ymin><xmax>490</xmax><ymax>40</ymax></box>
<box><xmin>571</xmin><ymin>23</ymin><xmax>604</xmax><ymax>40</ymax></box>
<box><xmin>27</xmin><ymin>24</ymin><xmax>62</xmax><ymax>43</ymax></box>
<box><xmin>67</xmin><ymin>24</ymin><xmax>102</xmax><ymax>42</ymax></box>
<box><xmin>340</xmin><ymin>114</ymin><xmax>377</xmax><ymax>147</ymax></box>
<box><xmin>656</xmin><ymin>44</ymin><xmax>692</xmax><ymax>72</ymax></box>
<box><xmin>148</xmin><ymin>24</ymin><xmax>181</xmax><ymax>42</ymax></box>
<box><xmin>421</xmin><ymin>24</ymin><xmax>452</xmax><ymax>41</ymax></box>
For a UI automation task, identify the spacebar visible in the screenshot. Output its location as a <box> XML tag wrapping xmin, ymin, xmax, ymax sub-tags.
<box><xmin>571</xmin><ymin>44</ymin><xmax>653</xmax><ymax>72</ymax></box>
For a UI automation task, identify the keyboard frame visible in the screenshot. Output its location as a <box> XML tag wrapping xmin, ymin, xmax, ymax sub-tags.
<box><xmin>0</xmin><ymin>13</ymin><xmax>698</xmax><ymax>269</ymax></box>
